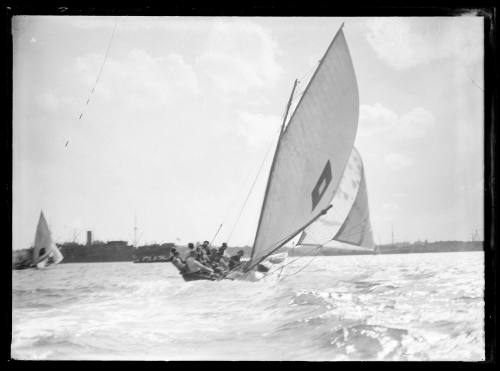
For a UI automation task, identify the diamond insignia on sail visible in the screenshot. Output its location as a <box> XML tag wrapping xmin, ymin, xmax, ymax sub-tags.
<box><xmin>311</xmin><ymin>160</ymin><xmax>332</xmax><ymax>211</ymax></box>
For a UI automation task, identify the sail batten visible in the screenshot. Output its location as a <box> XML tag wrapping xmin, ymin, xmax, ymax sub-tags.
<box><xmin>248</xmin><ymin>26</ymin><xmax>359</xmax><ymax>268</ymax></box>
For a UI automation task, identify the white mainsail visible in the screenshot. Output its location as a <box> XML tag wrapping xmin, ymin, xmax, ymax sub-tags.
<box><xmin>33</xmin><ymin>211</ymin><xmax>52</xmax><ymax>263</ymax></box>
<box><xmin>298</xmin><ymin>148</ymin><xmax>374</xmax><ymax>250</ymax></box>
<box><xmin>247</xmin><ymin>26</ymin><xmax>359</xmax><ymax>269</ymax></box>
<box><xmin>32</xmin><ymin>211</ymin><xmax>63</xmax><ymax>267</ymax></box>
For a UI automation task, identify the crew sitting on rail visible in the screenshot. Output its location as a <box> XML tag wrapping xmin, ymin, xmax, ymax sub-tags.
<box><xmin>217</xmin><ymin>243</ymin><xmax>230</xmax><ymax>268</ymax></box>
<box><xmin>196</xmin><ymin>245</ymin><xmax>209</xmax><ymax>265</ymax></box>
<box><xmin>201</xmin><ymin>241</ymin><xmax>211</xmax><ymax>260</ymax></box>
<box><xmin>208</xmin><ymin>248</ymin><xmax>227</xmax><ymax>275</ymax></box>
<box><xmin>209</xmin><ymin>248</ymin><xmax>219</xmax><ymax>264</ymax></box>
<box><xmin>185</xmin><ymin>250</ymin><xmax>216</xmax><ymax>279</ymax></box>
<box><xmin>218</xmin><ymin>243</ymin><xmax>229</xmax><ymax>258</ymax></box>
<box><xmin>228</xmin><ymin>250</ymin><xmax>245</xmax><ymax>270</ymax></box>
<box><xmin>170</xmin><ymin>248</ymin><xmax>187</xmax><ymax>274</ymax></box>
<box><xmin>188</xmin><ymin>242</ymin><xmax>207</xmax><ymax>265</ymax></box>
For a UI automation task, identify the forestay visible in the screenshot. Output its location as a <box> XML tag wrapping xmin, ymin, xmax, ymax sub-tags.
<box><xmin>248</xmin><ymin>27</ymin><xmax>359</xmax><ymax>268</ymax></box>
<box><xmin>298</xmin><ymin>148</ymin><xmax>374</xmax><ymax>250</ymax></box>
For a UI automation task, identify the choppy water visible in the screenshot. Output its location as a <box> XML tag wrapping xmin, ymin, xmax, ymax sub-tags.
<box><xmin>12</xmin><ymin>251</ymin><xmax>484</xmax><ymax>361</ymax></box>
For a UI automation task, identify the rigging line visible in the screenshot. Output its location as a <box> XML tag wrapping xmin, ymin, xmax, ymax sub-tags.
<box><xmin>470</xmin><ymin>78</ymin><xmax>484</xmax><ymax>92</ymax></box>
<box><xmin>296</xmin><ymin>59</ymin><xmax>320</xmax><ymax>93</ymax></box>
<box><xmin>462</xmin><ymin>64</ymin><xmax>484</xmax><ymax>92</ymax></box>
<box><xmin>281</xmin><ymin>224</ymin><xmax>362</xmax><ymax>278</ymax></box>
<box><xmin>282</xmin><ymin>233</ymin><xmax>377</xmax><ymax>281</ymax></box>
<box><xmin>255</xmin><ymin>244</ymin><xmax>325</xmax><ymax>282</ymax></box>
<box><xmin>225</xmin><ymin>131</ymin><xmax>278</xmax><ymax>244</ymax></box>
<box><xmin>227</xmin><ymin>80</ymin><xmax>297</xmax><ymax>244</ymax></box>
<box><xmin>286</xmin><ymin>60</ymin><xmax>320</xmax><ymax>121</ymax></box>
<box><xmin>300</xmin><ymin>61</ymin><xmax>319</xmax><ymax>83</ymax></box>
<box><xmin>209</xmin><ymin>224</ymin><xmax>223</xmax><ymax>247</ymax></box>
<box><xmin>78</xmin><ymin>17</ymin><xmax>118</xmax><ymax>121</ymax></box>
<box><xmin>280</xmin><ymin>248</ymin><xmax>323</xmax><ymax>280</ymax></box>
<box><xmin>225</xmin><ymin>221</ymin><xmax>300</xmax><ymax>275</ymax></box>
<box><xmin>94</xmin><ymin>17</ymin><xmax>118</xmax><ymax>89</ymax></box>
<box><xmin>246</xmin><ymin>204</ymin><xmax>333</xmax><ymax>272</ymax></box>
<box><xmin>216</xmin><ymin>171</ymin><xmax>254</xmax><ymax>243</ymax></box>
<box><xmin>254</xmin><ymin>226</ymin><xmax>332</xmax><ymax>281</ymax></box>
<box><xmin>216</xmin><ymin>139</ymin><xmax>272</xmax><ymax>245</ymax></box>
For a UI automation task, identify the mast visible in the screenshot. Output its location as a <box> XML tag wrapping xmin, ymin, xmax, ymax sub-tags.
<box><xmin>249</xmin><ymin>79</ymin><xmax>299</xmax><ymax>262</ymax></box>
<box><xmin>133</xmin><ymin>214</ymin><xmax>138</xmax><ymax>248</ymax></box>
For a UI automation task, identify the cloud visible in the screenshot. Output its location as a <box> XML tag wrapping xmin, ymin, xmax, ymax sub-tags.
<box><xmin>35</xmin><ymin>91</ymin><xmax>59</xmax><ymax>112</ymax></box>
<box><xmin>359</xmin><ymin>103</ymin><xmax>435</xmax><ymax>139</ymax></box>
<box><xmin>196</xmin><ymin>20</ymin><xmax>283</xmax><ymax>94</ymax></box>
<box><xmin>236</xmin><ymin>111</ymin><xmax>281</xmax><ymax>147</ymax></box>
<box><xmin>359</xmin><ymin>103</ymin><xmax>398</xmax><ymax>136</ymax></box>
<box><xmin>366</xmin><ymin>17</ymin><xmax>483</xmax><ymax>69</ymax></box>
<box><xmin>393</xmin><ymin>192</ymin><xmax>408</xmax><ymax>198</ymax></box>
<box><xmin>399</xmin><ymin>107</ymin><xmax>436</xmax><ymax>138</ymax></box>
<box><xmin>385</xmin><ymin>153</ymin><xmax>413</xmax><ymax>171</ymax></box>
<box><xmin>69</xmin><ymin>16</ymin><xmax>187</xmax><ymax>31</ymax></box>
<box><xmin>75</xmin><ymin>49</ymin><xmax>199</xmax><ymax>109</ymax></box>
<box><xmin>382</xmin><ymin>202</ymin><xmax>401</xmax><ymax>214</ymax></box>
<box><xmin>373</xmin><ymin>202</ymin><xmax>402</xmax><ymax>223</ymax></box>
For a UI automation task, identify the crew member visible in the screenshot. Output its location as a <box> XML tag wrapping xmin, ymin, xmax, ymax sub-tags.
<box><xmin>188</xmin><ymin>242</ymin><xmax>204</xmax><ymax>263</ymax></box>
<box><xmin>209</xmin><ymin>248</ymin><xmax>227</xmax><ymax>274</ymax></box>
<box><xmin>228</xmin><ymin>250</ymin><xmax>245</xmax><ymax>270</ymax></box>
<box><xmin>201</xmin><ymin>240</ymin><xmax>211</xmax><ymax>259</ymax></box>
<box><xmin>217</xmin><ymin>243</ymin><xmax>230</xmax><ymax>267</ymax></box>
<box><xmin>185</xmin><ymin>250</ymin><xmax>215</xmax><ymax>278</ymax></box>
<box><xmin>195</xmin><ymin>245</ymin><xmax>208</xmax><ymax>264</ymax></box>
<box><xmin>170</xmin><ymin>248</ymin><xmax>187</xmax><ymax>274</ymax></box>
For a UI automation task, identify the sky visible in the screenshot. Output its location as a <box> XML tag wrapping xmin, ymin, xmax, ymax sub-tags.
<box><xmin>12</xmin><ymin>16</ymin><xmax>484</xmax><ymax>249</ymax></box>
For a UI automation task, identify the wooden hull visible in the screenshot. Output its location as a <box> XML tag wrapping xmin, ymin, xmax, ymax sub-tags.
<box><xmin>182</xmin><ymin>272</ymin><xmax>218</xmax><ymax>282</ymax></box>
<box><xmin>13</xmin><ymin>264</ymin><xmax>33</xmax><ymax>270</ymax></box>
<box><xmin>133</xmin><ymin>260</ymin><xmax>170</xmax><ymax>263</ymax></box>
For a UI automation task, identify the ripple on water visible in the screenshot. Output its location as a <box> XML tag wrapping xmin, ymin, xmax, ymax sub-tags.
<box><xmin>319</xmin><ymin>324</ymin><xmax>409</xmax><ymax>360</ymax></box>
<box><xmin>12</xmin><ymin>253</ymin><xmax>484</xmax><ymax>360</ymax></box>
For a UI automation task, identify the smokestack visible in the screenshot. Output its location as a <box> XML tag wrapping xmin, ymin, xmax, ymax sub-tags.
<box><xmin>86</xmin><ymin>231</ymin><xmax>92</xmax><ymax>246</ymax></box>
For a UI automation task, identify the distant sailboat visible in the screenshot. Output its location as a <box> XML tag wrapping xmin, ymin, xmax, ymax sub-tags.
<box><xmin>13</xmin><ymin>211</ymin><xmax>64</xmax><ymax>270</ymax></box>
<box><xmin>224</xmin><ymin>24</ymin><xmax>362</xmax><ymax>281</ymax></box>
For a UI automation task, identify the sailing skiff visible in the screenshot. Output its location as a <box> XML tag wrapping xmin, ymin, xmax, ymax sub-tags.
<box><xmin>13</xmin><ymin>211</ymin><xmax>64</xmax><ymax>270</ymax></box>
<box><xmin>178</xmin><ymin>24</ymin><xmax>373</xmax><ymax>282</ymax></box>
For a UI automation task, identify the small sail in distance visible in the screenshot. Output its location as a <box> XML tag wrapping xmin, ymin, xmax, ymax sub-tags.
<box><xmin>33</xmin><ymin>211</ymin><xmax>64</xmax><ymax>268</ymax></box>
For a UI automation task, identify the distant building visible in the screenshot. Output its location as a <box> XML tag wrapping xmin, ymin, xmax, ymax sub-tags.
<box><xmin>56</xmin><ymin>232</ymin><xmax>178</xmax><ymax>263</ymax></box>
<box><xmin>86</xmin><ymin>230</ymin><xmax>92</xmax><ymax>246</ymax></box>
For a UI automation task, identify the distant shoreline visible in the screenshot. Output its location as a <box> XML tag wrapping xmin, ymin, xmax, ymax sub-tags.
<box><xmin>12</xmin><ymin>240</ymin><xmax>483</xmax><ymax>264</ymax></box>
